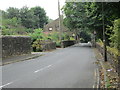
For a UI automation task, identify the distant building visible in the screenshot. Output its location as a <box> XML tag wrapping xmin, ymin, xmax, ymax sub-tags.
<box><xmin>43</xmin><ymin>18</ymin><xmax>68</xmax><ymax>33</ymax></box>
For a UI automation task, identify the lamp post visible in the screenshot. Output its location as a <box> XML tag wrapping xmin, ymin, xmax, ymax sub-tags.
<box><xmin>102</xmin><ymin>1</ymin><xmax>107</xmax><ymax>62</ymax></box>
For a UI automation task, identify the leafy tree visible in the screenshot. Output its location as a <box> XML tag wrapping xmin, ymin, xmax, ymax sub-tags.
<box><xmin>30</xmin><ymin>6</ymin><xmax>48</xmax><ymax>29</ymax></box>
<box><xmin>63</xmin><ymin>2</ymin><xmax>120</xmax><ymax>45</ymax></box>
<box><xmin>86</xmin><ymin>2</ymin><xmax>120</xmax><ymax>40</ymax></box>
<box><xmin>63</xmin><ymin>2</ymin><xmax>86</xmax><ymax>41</ymax></box>
<box><xmin>79</xmin><ymin>30</ymin><xmax>91</xmax><ymax>43</ymax></box>
<box><xmin>19</xmin><ymin>6</ymin><xmax>48</xmax><ymax>29</ymax></box>
<box><xmin>2</xmin><ymin>6</ymin><xmax>49</xmax><ymax>35</ymax></box>
<box><xmin>6</xmin><ymin>7</ymin><xmax>20</xmax><ymax>19</ymax></box>
<box><xmin>19</xmin><ymin>6</ymin><xmax>35</xmax><ymax>28</ymax></box>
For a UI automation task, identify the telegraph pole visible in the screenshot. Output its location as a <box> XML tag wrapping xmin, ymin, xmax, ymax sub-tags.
<box><xmin>58</xmin><ymin>0</ymin><xmax>62</xmax><ymax>41</ymax></box>
<box><xmin>102</xmin><ymin>1</ymin><xmax>107</xmax><ymax>62</ymax></box>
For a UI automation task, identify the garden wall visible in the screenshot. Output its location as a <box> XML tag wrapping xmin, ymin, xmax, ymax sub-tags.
<box><xmin>32</xmin><ymin>40</ymin><xmax>56</xmax><ymax>52</ymax></box>
<box><xmin>42</xmin><ymin>41</ymin><xmax>56</xmax><ymax>51</ymax></box>
<box><xmin>61</xmin><ymin>40</ymin><xmax>75</xmax><ymax>48</ymax></box>
<box><xmin>2</xmin><ymin>36</ymin><xmax>31</xmax><ymax>59</ymax></box>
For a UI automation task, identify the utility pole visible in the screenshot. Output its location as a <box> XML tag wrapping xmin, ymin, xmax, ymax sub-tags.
<box><xmin>102</xmin><ymin>1</ymin><xmax>107</xmax><ymax>62</ymax></box>
<box><xmin>58</xmin><ymin>0</ymin><xmax>62</xmax><ymax>41</ymax></box>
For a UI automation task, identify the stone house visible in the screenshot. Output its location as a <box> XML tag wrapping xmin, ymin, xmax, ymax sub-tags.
<box><xmin>43</xmin><ymin>18</ymin><xmax>68</xmax><ymax>33</ymax></box>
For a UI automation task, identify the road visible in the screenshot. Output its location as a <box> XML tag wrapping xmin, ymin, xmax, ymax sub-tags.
<box><xmin>1</xmin><ymin>43</ymin><xmax>96</xmax><ymax>88</ymax></box>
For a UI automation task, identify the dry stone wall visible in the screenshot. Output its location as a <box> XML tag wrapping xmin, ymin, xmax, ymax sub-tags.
<box><xmin>2</xmin><ymin>36</ymin><xmax>31</xmax><ymax>59</ymax></box>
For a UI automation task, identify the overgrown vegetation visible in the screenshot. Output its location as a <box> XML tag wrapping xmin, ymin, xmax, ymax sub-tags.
<box><xmin>1</xmin><ymin>6</ymin><xmax>50</xmax><ymax>35</ymax></box>
<box><xmin>29</xmin><ymin>28</ymin><xmax>75</xmax><ymax>51</ymax></box>
<box><xmin>108</xmin><ymin>19</ymin><xmax>120</xmax><ymax>49</ymax></box>
<box><xmin>63</xmin><ymin>2</ymin><xmax>120</xmax><ymax>49</ymax></box>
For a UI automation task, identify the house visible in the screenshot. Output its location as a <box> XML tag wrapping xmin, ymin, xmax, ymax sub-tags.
<box><xmin>43</xmin><ymin>17</ymin><xmax>68</xmax><ymax>33</ymax></box>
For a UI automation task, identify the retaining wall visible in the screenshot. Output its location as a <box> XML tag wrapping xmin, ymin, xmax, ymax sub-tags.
<box><xmin>42</xmin><ymin>41</ymin><xmax>56</xmax><ymax>51</ymax></box>
<box><xmin>2</xmin><ymin>36</ymin><xmax>31</xmax><ymax>59</ymax></box>
<box><xmin>32</xmin><ymin>40</ymin><xmax>56</xmax><ymax>52</ymax></box>
<box><xmin>61</xmin><ymin>40</ymin><xmax>75</xmax><ymax>48</ymax></box>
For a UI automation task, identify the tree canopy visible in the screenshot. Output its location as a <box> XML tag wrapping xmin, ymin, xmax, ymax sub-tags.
<box><xmin>63</xmin><ymin>2</ymin><xmax>120</xmax><ymax>45</ymax></box>
<box><xmin>1</xmin><ymin>6</ymin><xmax>49</xmax><ymax>35</ymax></box>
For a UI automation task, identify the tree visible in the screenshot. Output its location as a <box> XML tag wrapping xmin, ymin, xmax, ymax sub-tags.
<box><xmin>85</xmin><ymin>2</ymin><xmax>120</xmax><ymax>40</ymax></box>
<box><xmin>30</xmin><ymin>6</ymin><xmax>48</xmax><ymax>29</ymax></box>
<box><xmin>63</xmin><ymin>2</ymin><xmax>90</xmax><ymax>42</ymax></box>
<box><xmin>63</xmin><ymin>2</ymin><xmax>120</xmax><ymax>45</ymax></box>
<box><xmin>19</xmin><ymin>6</ymin><xmax>48</xmax><ymax>29</ymax></box>
<box><xmin>6</xmin><ymin>7</ymin><xmax>20</xmax><ymax>19</ymax></box>
<box><xmin>20</xmin><ymin>6</ymin><xmax>35</xmax><ymax>28</ymax></box>
<box><xmin>2</xmin><ymin>6</ymin><xmax>49</xmax><ymax>35</ymax></box>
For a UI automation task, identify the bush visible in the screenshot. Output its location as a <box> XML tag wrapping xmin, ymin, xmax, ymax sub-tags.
<box><xmin>97</xmin><ymin>39</ymin><xmax>118</xmax><ymax>57</ymax></box>
<box><xmin>32</xmin><ymin>39</ymin><xmax>44</xmax><ymax>52</ymax></box>
<box><xmin>2</xmin><ymin>17</ymin><xmax>28</xmax><ymax>35</ymax></box>
<box><xmin>29</xmin><ymin>28</ymin><xmax>44</xmax><ymax>42</ymax></box>
<box><xmin>109</xmin><ymin>19</ymin><xmax>120</xmax><ymax>49</ymax></box>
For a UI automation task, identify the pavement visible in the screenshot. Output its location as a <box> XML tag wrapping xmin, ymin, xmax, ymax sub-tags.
<box><xmin>1</xmin><ymin>43</ymin><xmax>97</xmax><ymax>88</ymax></box>
<box><xmin>1</xmin><ymin>49</ymin><xmax>60</xmax><ymax>66</ymax></box>
<box><xmin>1</xmin><ymin>53</ymin><xmax>43</xmax><ymax>66</ymax></box>
<box><xmin>93</xmin><ymin>48</ymin><xmax>119</xmax><ymax>88</ymax></box>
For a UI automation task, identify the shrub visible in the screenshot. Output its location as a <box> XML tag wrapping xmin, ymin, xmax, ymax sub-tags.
<box><xmin>29</xmin><ymin>28</ymin><xmax>44</xmax><ymax>42</ymax></box>
<box><xmin>32</xmin><ymin>39</ymin><xmax>45</xmax><ymax>52</ymax></box>
<box><xmin>109</xmin><ymin>19</ymin><xmax>120</xmax><ymax>49</ymax></box>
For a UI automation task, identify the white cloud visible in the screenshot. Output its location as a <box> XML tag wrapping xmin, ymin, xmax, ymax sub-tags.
<box><xmin>0</xmin><ymin>0</ymin><xmax>65</xmax><ymax>20</ymax></box>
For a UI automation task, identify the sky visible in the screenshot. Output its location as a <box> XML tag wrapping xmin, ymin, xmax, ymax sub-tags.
<box><xmin>0</xmin><ymin>0</ymin><xmax>66</xmax><ymax>20</ymax></box>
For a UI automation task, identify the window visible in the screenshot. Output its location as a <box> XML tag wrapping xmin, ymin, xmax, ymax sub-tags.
<box><xmin>48</xmin><ymin>27</ymin><xmax>52</xmax><ymax>31</ymax></box>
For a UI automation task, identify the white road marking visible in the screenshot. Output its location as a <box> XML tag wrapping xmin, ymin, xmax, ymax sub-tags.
<box><xmin>34</xmin><ymin>65</ymin><xmax>52</xmax><ymax>73</ymax></box>
<box><xmin>95</xmin><ymin>69</ymin><xmax>96</xmax><ymax>77</ymax></box>
<box><xmin>34</xmin><ymin>59</ymin><xmax>64</xmax><ymax>73</ymax></box>
<box><xmin>93</xmin><ymin>69</ymin><xmax>97</xmax><ymax>88</ymax></box>
<box><xmin>0</xmin><ymin>82</ymin><xmax>13</xmax><ymax>88</ymax></box>
<box><xmin>34</xmin><ymin>58</ymin><xmax>64</xmax><ymax>73</ymax></box>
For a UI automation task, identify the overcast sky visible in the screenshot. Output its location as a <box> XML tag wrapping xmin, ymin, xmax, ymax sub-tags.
<box><xmin>0</xmin><ymin>0</ymin><xmax>65</xmax><ymax>20</ymax></box>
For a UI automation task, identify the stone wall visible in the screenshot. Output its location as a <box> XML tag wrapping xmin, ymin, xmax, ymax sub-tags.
<box><xmin>61</xmin><ymin>40</ymin><xmax>75</xmax><ymax>48</ymax></box>
<box><xmin>32</xmin><ymin>40</ymin><xmax>56</xmax><ymax>52</ymax></box>
<box><xmin>2</xmin><ymin>36</ymin><xmax>31</xmax><ymax>59</ymax></box>
<box><xmin>42</xmin><ymin>41</ymin><xmax>56</xmax><ymax>51</ymax></box>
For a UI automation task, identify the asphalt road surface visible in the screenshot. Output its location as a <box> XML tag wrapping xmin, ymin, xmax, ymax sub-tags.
<box><xmin>1</xmin><ymin>43</ymin><xmax>96</xmax><ymax>88</ymax></box>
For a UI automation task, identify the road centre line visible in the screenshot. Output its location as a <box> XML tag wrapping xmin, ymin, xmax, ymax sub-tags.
<box><xmin>34</xmin><ymin>59</ymin><xmax>64</xmax><ymax>73</ymax></box>
<box><xmin>34</xmin><ymin>65</ymin><xmax>52</xmax><ymax>73</ymax></box>
<box><xmin>0</xmin><ymin>82</ymin><xmax>13</xmax><ymax>88</ymax></box>
<box><xmin>0</xmin><ymin>64</ymin><xmax>53</xmax><ymax>88</ymax></box>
